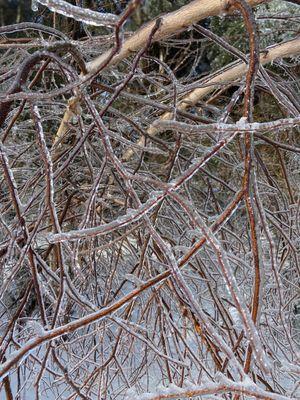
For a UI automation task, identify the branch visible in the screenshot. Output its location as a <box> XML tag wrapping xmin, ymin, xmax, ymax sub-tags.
<box><xmin>122</xmin><ymin>36</ymin><xmax>300</xmax><ymax>161</ymax></box>
<box><xmin>86</xmin><ymin>0</ymin><xmax>267</xmax><ymax>74</ymax></box>
<box><xmin>151</xmin><ymin>116</ymin><xmax>300</xmax><ymax>135</ymax></box>
<box><xmin>0</xmin><ymin>22</ymin><xmax>68</xmax><ymax>40</ymax></box>
<box><xmin>51</xmin><ymin>0</ymin><xmax>268</xmax><ymax>147</ymax></box>
<box><xmin>127</xmin><ymin>377</ymin><xmax>293</xmax><ymax>400</ymax></box>
<box><xmin>34</xmin><ymin>0</ymin><xmax>118</xmax><ymax>27</ymax></box>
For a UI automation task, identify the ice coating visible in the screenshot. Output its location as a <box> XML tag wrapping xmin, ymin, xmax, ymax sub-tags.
<box><xmin>34</xmin><ymin>0</ymin><xmax>118</xmax><ymax>27</ymax></box>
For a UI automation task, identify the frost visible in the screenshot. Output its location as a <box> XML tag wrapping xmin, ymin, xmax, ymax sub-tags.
<box><xmin>241</xmin><ymin>374</ymin><xmax>255</xmax><ymax>389</ymax></box>
<box><xmin>113</xmin><ymin>317</ymin><xmax>148</xmax><ymax>334</ymax></box>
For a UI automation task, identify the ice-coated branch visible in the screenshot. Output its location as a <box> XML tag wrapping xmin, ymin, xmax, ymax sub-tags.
<box><xmin>169</xmin><ymin>191</ymin><xmax>271</xmax><ymax>374</ymax></box>
<box><xmin>127</xmin><ymin>377</ymin><xmax>292</xmax><ymax>400</ymax></box>
<box><xmin>151</xmin><ymin>116</ymin><xmax>300</xmax><ymax>135</ymax></box>
<box><xmin>47</xmin><ymin>129</ymin><xmax>238</xmax><ymax>243</ymax></box>
<box><xmin>0</xmin><ymin>22</ymin><xmax>68</xmax><ymax>40</ymax></box>
<box><xmin>86</xmin><ymin>0</ymin><xmax>267</xmax><ymax>74</ymax></box>
<box><xmin>32</xmin><ymin>0</ymin><xmax>118</xmax><ymax>27</ymax></box>
<box><xmin>122</xmin><ymin>36</ymin><xmax>300</xmax><ymax>161</ymax></box>
<box><xmin>1</xmin><ymin>0</ymin><xmax>299</xmax><ymax>395</ymax></box>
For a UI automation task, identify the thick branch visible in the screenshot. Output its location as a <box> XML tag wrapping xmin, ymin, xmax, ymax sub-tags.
<box><xmin>86</xmin><ymin>0</ymin><xmax>266</xmax><ymax>74</ymax></box>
